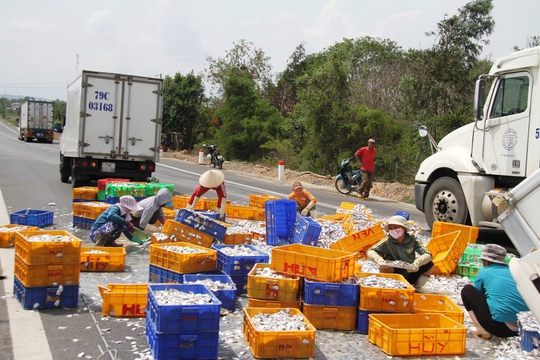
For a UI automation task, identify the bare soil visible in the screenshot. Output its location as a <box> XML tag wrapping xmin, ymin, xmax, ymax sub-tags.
<box><xmin>163</xmin><ymin>150</ymin><xmax>415</xmax><ymax>203</ymax></box>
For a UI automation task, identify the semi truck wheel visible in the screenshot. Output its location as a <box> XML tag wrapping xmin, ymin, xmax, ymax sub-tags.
<box><xmin>59</xmin><ymin>155</ymin><xmax>71</xmax><ymax>183</ymax></box>
<box><xmin>424</xmin><ymin>177</ymin><xmax>469</xmax><ymax>228</ymax></box>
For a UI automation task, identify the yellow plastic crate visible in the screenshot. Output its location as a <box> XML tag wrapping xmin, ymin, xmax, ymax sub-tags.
<box><xmin>426</xmin><ymin>231</ymin><xmax>467</xmax><ymax>275</ymax></box>
<box><xmin>338</xmin><ymin>201</ymin><xmax>357</xmax><ymax>211</ymax></box>
<box><xmin>368</xmin><ymin>313</ymin><xmax>466</xmax><ymax>356</ymax></box>
<box><xmin>162</xmin><ymin>207</ymin><xmax>175</xmax><ymax>219</ymax></box>
<box><xmin>301</xmin><ymin>303</ymin><xmax>357</xmax><ymax>331</ymax></box>
<box><xmin>98</xmin><ymin>284</ymin><xmax>148</xmax><ymax>317</ymax></box>
<box><xmin>226</xmin><ymin>204</ymin><xmax>264</xmax><ymax>220</ymax></box>
<box><xmin>247</xmin><ymin>298</ymin><xmax>301</xmax><ymax>309</ymax></box>
<box><xmin>413</xmin><ymin>293</ymin><xmax>464</xmax><ymax>324</ymax></box>
<box><xmin>247</xmin><ymin>263</ymin><xmax>300</xmax><ymax>301</ymax></box>
<box><xmin>356</xmin><ymin>272</ymin><xmax>415</xmax><ymax>312</ymax></box>
<box><xmin>205</xmin><ymin>198</ymin><xmax>231</xmax><ymax>211</ymax></box>
<box><xmin>172</xmin><ymin>195</ymin><xmax>207</xmax><ymax>210</ymax></box>
<box><xmin>14</xmin><ymin>230</ymin><xmax>82</xmax><ymax>265</ymax></box>
<box><xmin>14</xmin><ymin>255</ymin><xmax>80</xmax><ymax>287</ymax></box>
<box><xmin>222</xmin><ymin>232</ymin><xmax>253</xmax><ymax>245</ymax></box>
<box><xmin>72</xmin><ymin>186</ymin><xmax>98</xmax><ymax>200</ymax></box>
<box><xmin>249</xmin><ymin>194</ymin><xmax>281</xmax><ymax>208</ymax></box>
<box><xmin>432</xmin><ymin>221</ymin><xmax>478</xmax><ymax>244</ymax></box>
<box><xmin>330</xmin><ymin>223</ymin><xmax>385</xmax><ymax>255</ymax></box>
<box><xmin>0</xmin><ymin>225</ymin><xmax>39</xmax><ymax>248</ymax></box>
<box><xmin>72</xmin><ymin>201</ymin><xmax>111</xmax><ymax>220</ymax></box>
<box><xmin>272</xmin><ymin>244</ymin><xmax>355</xmax><ymax>282</ymax></box>
<box><xmin>243</xmin><ymin>307</ymin><xmax>316</xmax><ymax>359</ymax></box>
<box><xmin>319</xmin><ymin>213</ymin><xmax>355</xmax><ymax>235</ymax></box>
<box><xmin>80</xmin><ymin>247</ymin><xmax>126</xmax><ymax>272</ymax></box>
<box><xmin>149</xmin><ymin>242</ymin><xmax>217</xmax><ymax>274</ymax></box>
<box><xmin>161</xmin><ymin>220</ymin><xmax>215</xmax><ymax>248</ymax></box>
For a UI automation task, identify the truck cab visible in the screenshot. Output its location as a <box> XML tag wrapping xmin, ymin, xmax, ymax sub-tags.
<box><xmin>415</xmin><ymin>46</ymin><xmax>540</xmax><ymax>229</ymax></box>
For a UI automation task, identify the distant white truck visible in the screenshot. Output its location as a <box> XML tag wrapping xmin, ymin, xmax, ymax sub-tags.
<box><xmin>19</xmin><ymin>100</ymin><xmax>55</xmax><ymax>143</ymax></box>
<box><xmin>59</xmin><ymin>70</ymin><xmax>164</xmax><ymax>188</ymax></box>
<box><xmin>415</xmin><ymin>46</ymin><xmax>540</xmax><ymax>229</ymax></box>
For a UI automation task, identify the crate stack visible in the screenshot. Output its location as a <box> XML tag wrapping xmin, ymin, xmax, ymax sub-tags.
<box><xmin>146</xmin><ymin>284</ymin><xmax>222</xmax><ymax>360</ymax></box>
<box><xmin>213</xmin><ymin>244</ymin><xmax>269</xmax><ymax>296</ymax></box>
<box><xmin>72</xmin><ymin>201</ymin><xmax>111</xmax><ymax>230</ymax></box>
<box><xmin>72</xmin><ymin>186</ymin><xmax>98</xmax><ymax>202</ymax></box>
<box><xmin>104</xmin><ymin>182</ymin><xmax>147</xmax><ymax>204</ymax></box>
<box><xmin>246</xmin><ymin>263</ymin><xmax>301</xmax><ymax>307</ymax></box>
<box><xmin>183</xmin><ymin>273</ymin><xmax>237</xmax><ymax>311</ymax></box>
<box><xmin>265</xmin><ymin>199</ymin><xmax>297</xmax><ymax>245</ymax></box>
<box><xmin>148</xmin><ymin>242</ymin><xmax>217</xmax><ymax>284</ymax></box>
<box><xmin>13</xmin><ymin>230</ymin><xmax>82</xmax><ymax>310</ymax></box>
<box><xmin>97</xmin><ymin>178</ymin><xmax>130</xmax><ymax>201</ymax></box>
<box><xmin>456</xmin><ymin>242</ymin><xmax>515</xmax><ymax>281</ymax></box>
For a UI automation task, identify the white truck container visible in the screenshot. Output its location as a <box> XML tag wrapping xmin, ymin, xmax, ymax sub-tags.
<box><xmin>19</xmin><ymin>100</ymin><xmax>55</xmax><ymax>143</ymax></box>
<box><xmin>59</xmin><ymin>70</ymin><xmax>163</xmax><ymax>187</ymax></box>
<box><xmin>415</xmin><ymin>46</ymin><xmax>540</xmax><ymax>229</ymax></box>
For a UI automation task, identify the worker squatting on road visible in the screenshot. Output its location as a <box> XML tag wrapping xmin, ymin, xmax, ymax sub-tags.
<box><xmin>186</xmin><ymin>170</ymin><xmax>227</xmax><ymax>220</ymax></box>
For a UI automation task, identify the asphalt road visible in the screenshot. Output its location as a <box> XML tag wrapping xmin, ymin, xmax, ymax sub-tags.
<box><xmin>0</xmin><ymin>118</ymin><xmax>516</xmax><ymax>360</ymax></box>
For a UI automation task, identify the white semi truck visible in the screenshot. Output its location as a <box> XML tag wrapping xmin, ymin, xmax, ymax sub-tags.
<box><xmin>415</xmin><ymin>46</ymin><xmax>540</xmax><ymax>229</ymax></box>
<box><xmin>19</xmin><ymin>100</ymin><xmax>55</xmax><ymax>143</ymax></box>
<box><xmin>59</xmin><ymin>70</ymin><xmax>163</xmax><ymax>188</ymax></box>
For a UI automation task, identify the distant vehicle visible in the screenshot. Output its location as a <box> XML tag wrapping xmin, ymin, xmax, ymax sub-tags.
<box><xmin>335</xmin><ymin>156</ymin><xmax>361</xmax><ymax>195</ymax></box>
<box><xmin>59</xmin><ymin>70</ymin><xmax>164</xmax><ymax>188</ymax></box>
<box><xmin>19</xmin><ymin>100</ymin><xmax>54</xmax><ymax>143</ymax></box>
<box><xmin>415</xmin><ymin>46</ymin><xmax>540</xmax><ymax>229</ymax></box>
<box><xmin>206</xmin><ymin>144</ymin><xmax>224</xmax><ymax>169</ymax></box>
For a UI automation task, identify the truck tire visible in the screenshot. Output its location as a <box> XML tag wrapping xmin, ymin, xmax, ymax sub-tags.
<box><xmin>60</xmin><ymin>155</ymin><xmax>71</xmax><ymax>183</ymax></box>
<box><xmin>424</xmin><ymin>177</ymin><xmax>469</xmax><ymax>228</ymax></box>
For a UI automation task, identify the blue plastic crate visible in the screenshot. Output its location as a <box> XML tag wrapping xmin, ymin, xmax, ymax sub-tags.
<box><xmin>194</xmin><ymin>210</ymin><xmax>220</xmax><ymax>220</ymax></box>
<box><xmin>146</xmin><ymin>320</ymin><xmax>219</xmax><ymax>360</ymax></box>
<box><xmin>73</xmin><ymin>216</ymin><xmax>93</xmax><ymax>230</ymax></box>
<box><xmin>104</xmin><ymin>196</ymin><xmax>145</xmax><ymax>204</ymax></box>
<box><xmin>265</xmin><ymin>199</ymin><xmax>296</xmax><ymax>245</ymax></box>
<box><xmin>175</xmin><ymin>209</ymin><xmax>227</xmax><ymax>241</ymax></box>
<box><xmin>212</xmin><ymin>244</ymin><xmax>269</xmax><ymax>276</ymax></box>
<box><xmin>147</xmin><ymin>284</ymin><xmax>221</xmax><ymax>333</ymax></box>
<box><xmin>183</xmin><ymin>274</ymin><xmax>237</xmax><ymax>311</ymax></box>
<box><xmin>148</xmin><ymin>264</ymin><xmax>184</xmax><ymax>284</ymax></box>
<box><xmin>357</xmin><ymin>309</ymin><xmax>390</xmax><ymax>334</ymax></box>
<box><xmin>292</xmin><ymin>215</ymin><xmax>322</xmax><ymax>246</ymax></box>
<box><xmin>395</xmin><ymin>211</ymin><xmax>410</xmax><ymax>220</ymax></box>
<box><xmin>10</xmin><ymin>209</ymin><xmax>53</xmax><ymax>227</ymax></box>
<box><xmin>13</xmin><ymin>276</ymin><xmax>79</xmax><ymax>310</ymax></box>
<box><xmin>229</xmin><ymin>274</ymin><xmax>248</xmax><ymax>296</ymax></box>
<box><xmin>520</xmin><ymin>322</ymin><xmax>540</xmax><ymax>352</ymax></box>
<box><xmin>304</xmin><ymin>278</ymin><xmax>359</xmax><ymax>307</ymax></box>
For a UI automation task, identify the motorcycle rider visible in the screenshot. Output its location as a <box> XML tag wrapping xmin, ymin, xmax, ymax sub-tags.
<box><xmin>288</xmin><ymin>181</ymin><xmax>317</xmax><ymax>217</ymax></box>
<box><xmin>355</xmin><ymin>138</ymin><xmax>377</xmax><ymax>200</ymax></box>
<box><xmin>186</xmin><ymin>170</ymin><xmax>227</xmax><ymax>220</ymax></box>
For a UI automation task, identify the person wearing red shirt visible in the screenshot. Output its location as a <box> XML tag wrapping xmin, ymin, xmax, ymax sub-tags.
<box><xmin>354</xmin><ymin>138</ymin><xmax>377</xmax><ymax>200</ymax></box>
<box><xmin>186</xmin><ymin>170</ymin><xmax>227</xmax><ymax>219</ymax></box>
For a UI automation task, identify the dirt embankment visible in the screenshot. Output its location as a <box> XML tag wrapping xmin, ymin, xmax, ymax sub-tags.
<box><xmin>163</xmin><ymin>151</ymin><xmax>415</xmax><ymax>203</ymax></box>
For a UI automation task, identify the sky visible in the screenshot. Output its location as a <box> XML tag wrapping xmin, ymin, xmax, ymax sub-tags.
<box><xmin>1</xmin><ymin>0</ymin><xmax>538</xmax><ymax>101</ymax></box>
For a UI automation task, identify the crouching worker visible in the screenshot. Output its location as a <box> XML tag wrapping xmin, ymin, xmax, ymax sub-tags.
<box><xmin>367</xmin><ymin>215</ymin><xmax>434</xmax><ymax>290</ymax></box>
<box><xmin>187</xmin><ymin>170</ymin><xmax>227</xmax><ymax>220</ymax></box>
<box><xmin>90</xmin><ymin>195</ymin><xmax>143</xmax><ymax>247</ymax></box>
<box><xmin>461</xmin><ymin>244</ymin><xmax>529</xmax><ymax>339</ymax></box>
<box><xmin>288</xmin><ymin>181</ymin><xmax>317</xmax><ymax>217</ymax></box>
<box><xmin>131</xmin><ymin>188</ymin><xmax>173</xmax><ymax>232</ymax></box>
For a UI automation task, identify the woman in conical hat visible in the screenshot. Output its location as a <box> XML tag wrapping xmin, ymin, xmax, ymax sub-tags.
<box><xmin>186</xmin><ymin>170</ymin><xmax>227</xmax><ymax>219</ymax></box>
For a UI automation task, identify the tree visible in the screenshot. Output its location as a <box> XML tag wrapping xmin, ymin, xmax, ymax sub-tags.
<box><xmin>162</xmin><ymin>72</ymin><xmax>204</xmax><ymax>151</ymax></box>
<box><xmin>514</xmin><ymin>35</ymin><xmax>540</xmax><ymax>51</ymax></box>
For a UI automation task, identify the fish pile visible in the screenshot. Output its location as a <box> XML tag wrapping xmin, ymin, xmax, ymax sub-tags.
<box><xmin>183</xmin><ymin>278</ymin><xmax>236</xmax><ymax>291</ymax></box>
<box><xmin>218</xmin><ymin>245</ymin><xmax>262</xmax><ymax>256</ymax></box>
<box><xmin>153</xmin><ymin>288</ymin><xmax>213</xmax><ymax>305</ymax></box>
<box><xmin>27</xmin><ymin>234</ymin><xmax>74</xmax><ymax>242</ymax></box>
<box><xmin>82</xmin><ymin>248</ymin><xmax>109</xmax><ymax>254</ymax></box>
<box><xmin>161</xmin><ymin>245</ymin><xmax>206</xmax><ymax>254</ymax></box>
<box><xmin>250</xmin><ymin>309</ymin><xmax>308</xmax><ymax>331</ymax></box>
<box><xmin>254</xmin><ymin>266</ymin><xmax>289</xmax><ymax>279</ymax></box>
<box><xmin>358</xmin><ymin>274</ymin><xmax>409</xmax><ymax>289</ymax></box>
<box><xmin>0</xmin><ymin>226</ymin><xmax>31</xmax><ymax>232</ymax></box>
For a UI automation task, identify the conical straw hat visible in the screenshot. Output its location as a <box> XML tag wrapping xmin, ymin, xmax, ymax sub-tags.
<box><xmin>199</xmin><ymin>170</ymin><xmax>224</xmax><ymax>188</ymax></box>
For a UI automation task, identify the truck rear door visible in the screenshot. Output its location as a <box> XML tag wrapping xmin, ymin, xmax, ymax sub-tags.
<box><xmin>81</xmin><ymin>73</ymin><xmax>161</xmax><ymax>159</ymax></box>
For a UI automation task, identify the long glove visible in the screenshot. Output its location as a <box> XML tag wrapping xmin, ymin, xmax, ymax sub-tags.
<box><xmin>186</xmin><ymin>196</ymin><xmax>200</xmax><ymax>211</ymax></box>
<box><xmin>217</xmin><ymin>198</ymin><xmax>226</xmax><ymax>220</ymax></box>
<box><xmin>414</xmin><ymin>253</ymin><xmax>432</xmax><ymax>267</ymax></box>
<box><xmin>367</xmin><ymin>250</ymin><xmax>386</xmax><ymax>266</ymax></box>
<box><xmin>301</xmin><ymin>201</ymin><xmax>316</xmax><ymax>216</ymax></box>
<box><xmin>125</xmin><ymin>221</ymin><xmax>135</xmax><ymax>233</ymax></box>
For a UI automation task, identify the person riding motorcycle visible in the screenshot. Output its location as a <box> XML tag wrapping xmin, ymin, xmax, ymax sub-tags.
<box><xmin>288</xmin><ymin>181</ymin><xmax>317</xmax><ymax>217</ymax></box>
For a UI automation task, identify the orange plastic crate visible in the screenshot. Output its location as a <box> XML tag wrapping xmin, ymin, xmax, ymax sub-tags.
<box><xmin>80</xmin><ymin>247</ymin><xmax>126</xmax><ymax>272</ymax></box>
<box><xmin>172</xmin><ymin>195</ymin><xmax>207</xmax><ymax>210</ymax></box>
<box><xmin>301</xmin><ymin>303</ymin><xmax>357</xmax><ymax>330</ymax></box>
<box><xmin>161</xmin><ymin>220</ymin><xmax>215</xmax><ymax>248</ymax></box>
<box><xmin>368</xmin><ymin>313</ymin><xmax>466</xmax><ymax>356</ymax></box>
<box><xmin>0</xmin><ymin>225</ymin><xmax>39</xmax><ymax>248</ymax></box>
<box><xmin>222</xmin><ymin>232</ymin><xmax>253</xmax><ymax>245</ymax></box>
<box><xmin>330</xmin><ymin>223</ymin><xmax>385</xmax><ymax>255</ymax></box>
<box><xmin>247</xmin><ymin>298</ymin><xmax>301</xmax><ymax>309</ymax></box>
<box><xmin>412</xmin><ymin>293</ymin><xmax>464</xmax><ymax>324</ymax></box>
<box><xmin>243</xmin><ymin>307</ymin><xmax>316</xmax><ymax>359</ymax></box>
<box><xmin>426</xmin><ymin>231</ymin><xmax>467</xmax><ymax>275</ymax></box>
<box><xmin>14</xmin><ymin>255</ymin><xmax>80</xmax><ymax>287</ymax></box>
<box><xmin>72</xmin><ymin>186</ymin><xmax>98</xmax><ymax>200</ymax></box>
<box><xmin>72</xmin><ymin>201</ymin><xmax>111</xmax><ymax>220</ymax></box>
<box><xmin>149</xmin><ymin>242</ymin><xmax>217</xmax><ymax>274</ymax></box>
<box><xmin>247</xmin><ymin>263</ymin><xmax>300</xmax><ymax>301</ymax></box>
<box><xmin>249</xmin><ymin>194</ymin><xmax>281</xmax><ymax>208</ymax></box>
<box><xmin>432</xmin><ymin>221</ymin><xmax>478</xmax><ymax>244</ymax></box>
<box><xmin>14</xmin><ymin>230</ymin><xmax>82</xmax><ymax>264</ymax></box>
<box><xmin>356</xmin><ymin>272</ymin><xmax>415</xmax><ymax>312</ymax></box>
<box><xmin>98</xmin><ymin>284</ymin><xmax>148</xmax><ymax>317</ymax></box>
<box><xmin>271</xmin><ymin>244</ymin><xmax>355</xmax><ymax>282</ymax></box>
<box><xmin>319</xmin><ymin>213</ymin><xmax>355</xmax><ymax>235</ymax></box>
<box><xmin>226</xmin><ymin>204</ymin><xmax>265</xmax><ymax>220</ymax></box>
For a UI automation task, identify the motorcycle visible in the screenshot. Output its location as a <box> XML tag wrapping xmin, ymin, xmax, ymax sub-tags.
<box><xmin>335</xmin><ymin>156</ymin><xmax>362</xmax><ymax>195</ymax></box>
<box><xmin>205</xmin><ymin>144</ymin><xmax>225</xmax><ymax>169</ymax></box>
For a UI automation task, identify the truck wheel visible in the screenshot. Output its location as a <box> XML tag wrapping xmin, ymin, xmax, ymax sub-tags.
<box><xmin>60</xmin><ymin>156</ymin><xmax>71</xmax><ymax>183</ymax></box>
<box><xmin>335</xmin><ymin>177</ymin><xmax>353</xmax><ymax>195</ymax></box>
<box><xmin>424</xmin><ymin>177</ymin><xmax>469</xmax><ymax>228</ymax></box>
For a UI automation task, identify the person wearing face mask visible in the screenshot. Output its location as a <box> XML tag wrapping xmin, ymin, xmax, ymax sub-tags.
<box><xmin>366</xmin><ymin>215</ymin><xmax>434</xmax><ymax>289</ymax></box>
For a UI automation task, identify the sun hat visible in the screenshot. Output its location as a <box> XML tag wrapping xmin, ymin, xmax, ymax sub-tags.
<box><xmin>384</xmin><ymin>215</ymin><xmax>408</xmax><ymax>232</ymax></box>
<box><xmin>479</xmin><ymin>244</ymin><xmax>508</xmax><ymax>265</ymax></box>
<box><xmin>199</xmin><ymin>170</ymin><xmax>224</xmax><ymax>188</ymax></box>
<box><xmin>119</xmin><ymin>195</ymin><xmax>143</xmax><ymax>211</ymax></box>
<box><xmin>293</xmin><ymin>181</ymin><xmax>303</xmax><ymax>190</ymax></box>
